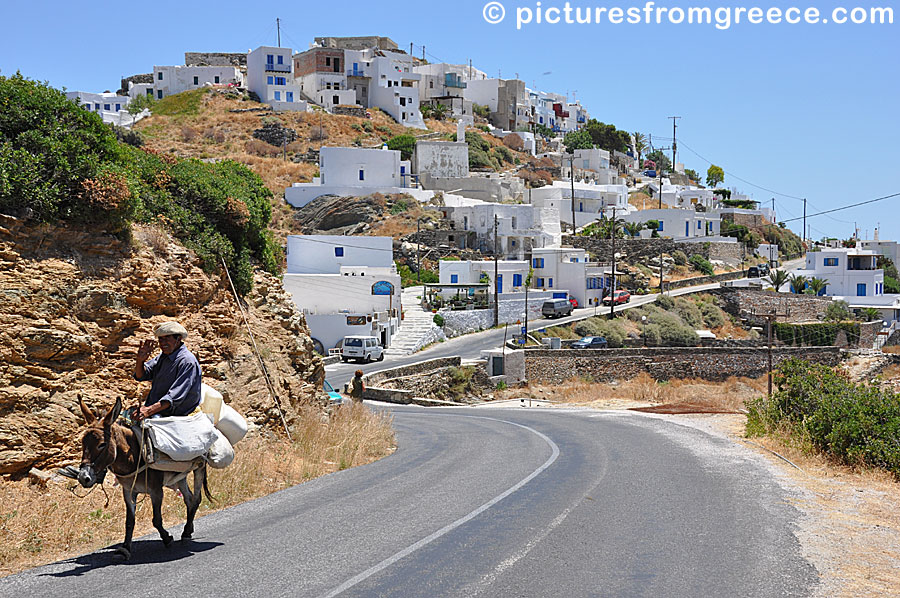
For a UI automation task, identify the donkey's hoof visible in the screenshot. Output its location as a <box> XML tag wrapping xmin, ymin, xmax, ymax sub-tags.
<box><xmin>114</xmin><ymin>546</ymin><xmax>131</xmax><ymax>561</ymax></box>
<box><xmin>162</xmin><ymin>535</ymin><xmax>173</xmax><ymax>548</ymax></box>
<box><xmin>180</xmin><ymin>533</ymin><xmax>192</xmax><ymax>543</ymax></box>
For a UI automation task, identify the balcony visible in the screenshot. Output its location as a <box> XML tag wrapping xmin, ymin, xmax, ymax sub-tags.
<box><xmin>445</xmin><ymin>74</ymin><xmax>467</xmax><ymax>88</ymax></box>
<box><xmin>347</xmin><ymin>69</ymin><xmax>366</xmax><ymax>77</ymax></box>
<box><xmin>265</xmin><ymin>63</ymin><xmax>291</xmax><ymax>73</ymax></box>
<box><xmin>577</xmin><ymin>116</ymin><xmax>586</xmax><ymax>123</ymax></box>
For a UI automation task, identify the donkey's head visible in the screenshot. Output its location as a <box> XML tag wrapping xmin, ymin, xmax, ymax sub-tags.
<box><xmin>77</xmin><ymin>398</ymin><xmax>122</xmax><ymax>488</ymax></box>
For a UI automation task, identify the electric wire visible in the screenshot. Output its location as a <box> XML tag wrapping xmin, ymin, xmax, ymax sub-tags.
<box><xmin>781</xmin><ymin>192</ymin><xmax>900</xmax><ymax>223</ymax></box>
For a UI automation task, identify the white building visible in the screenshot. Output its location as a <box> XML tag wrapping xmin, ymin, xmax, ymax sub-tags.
<box><xmin>622</xmin><ymin>208</ymin><xmax>722</xmax><ymax>240</ymax></box>
<box><xmin>283</xmin><ymin>235</ymin><xmax>401</xmax><ymax>351</ymax></box>
<box><xmin>530</xmin><ymin>247</ymin><xmax>610</xmax><ymax>307</ymax></box>
<box><xmin>65</xmin><ymin>91</ymin><xmax>136</xmax><ymax>126</ymax></box>
<box><xmin>284</xmin><ymin>146</ymin><xmax>412</xmax><ymax>207</ymax></box>
<box><xmin>439</xmin><ymin>260</ymin><xmax>530</xmax><ymax>295</ymax></box>
<box><xmin>562</xmin><ymin>148</ymin><xmax>619</xmax><ymax>185</ymax></box>
<box><xmin>530</xmin><ymin>180</ymin><xmax>630</xmax><ymax>229</ymax></box>
<box><xmin>151</xmin><ymin>65</ymin><xmax>243</xmax><ymax>99</ymax></box>
<box><xmin>414</xmin><ymin>62</ymin><xmax>485</xmax><ymax>118</ymax></box>
<box><xmin>857</xmin><ymin>237</ymin><xmax>900</xmax><ymax>265</ymax></box>
<box><xmin>412</xmin><ymin>139</ymin><xmax>469</xmax><ymax>179</ymax></box>
<box><xmin>246</xmin><ymin>46</ymin><xmax>306</xmax><ymax>111</ymax></box>
<box><xmin>793</xmin><ymin>248</ymin><xmax>886</xmax><ymax>298</ymax></box>
<box><xmin>365</xmin><ymin>50</ymin><xmax>426</xmax><ymax>128</ymax></box>
<box><xmin>437</xmin><ymin>196</ymin><xmax>560</xmax><ymax>259</ymax></box>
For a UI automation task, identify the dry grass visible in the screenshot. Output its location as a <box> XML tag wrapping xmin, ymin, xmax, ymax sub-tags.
<box><xmin>0</xmin><ymin>403</ymin><xmax>393</xmax><ymax>577</ymax></box>
<box><xmin>882</xmin><ymin>345</ymin><xmax>900</xmax><ymax>355</ymax></box>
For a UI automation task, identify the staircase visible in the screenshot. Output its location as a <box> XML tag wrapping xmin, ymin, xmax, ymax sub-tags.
<box><xmin>385</xmin><ymin>286</ymin><xmax>445</xmax><ymax>356</ymax></box>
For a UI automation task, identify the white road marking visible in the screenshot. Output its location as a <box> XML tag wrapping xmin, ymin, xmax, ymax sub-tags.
<box><xmin>319</xmin><ymin>416</ymin><xmax>560</xmax><ymax>598</ymax></box>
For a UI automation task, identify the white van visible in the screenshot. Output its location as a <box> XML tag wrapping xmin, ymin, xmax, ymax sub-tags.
<box><xmin>341</xmin><ymin>335</ymin><xmax>384</xmax><ymax>363</ymax></box>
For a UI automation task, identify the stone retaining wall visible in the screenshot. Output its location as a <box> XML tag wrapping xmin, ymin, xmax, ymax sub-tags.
<box><xmin>710</xmin><ymin>287</ymin><xmax>831</xmax><ymax>324</ymax></box>
<box><xmin>439</xmin><ymin>292</ymin><xmax>556</xmax><ymax>337</ymax></box>
<box><xmin>524</xmin><ymin>346</ymin><xmax>842</xmax><ymax>383</ymax></box>
<box><xmin>364</xmin><ymin>356</ymin><xmax>461</xmax><ymax>385</ymax></box>
<box><xmin>565</xmin><ymin>236</ymin><xmax>740</xmax><ymax>264</ymax></box>
<box><xmin>664</xmin><ymin>270</ymin><xmax>744</xmax><ymax>291</ymax></box>
<box><xmin>333</xmin><ymin>105</ymin><xmax>368</xmax><ymax>118</ymax></box>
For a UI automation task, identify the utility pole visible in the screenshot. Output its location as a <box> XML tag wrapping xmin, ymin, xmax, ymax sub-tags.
<box><xmin>659</xmin><ymin>244</ymin><xmax>664</xmax><ymax>294</ymax></box>
<box><xmin>609</xmin><ymin>206</ymin><xmax>617</xmax><ymax>320</ymax></box>
<box><xmin>416</xmin><ymin>218</ymin><xmax>421</xmax><ymax>284</ymax></box>
<box><xmin>668</xmin><ymin>116</ymin><xmax>681</xmax><ymax>171</ymax></box>
<box><xmin>493</xmin><ymin>214</ymin><xmax>499</xmax><ymax>328</ymax></box>
<box><xmin>802</xmin><ymin>197</ymin><xmax>807</xmax><ymax>249</ymax></box>
<box><xmin>276</xmin><ymin>18</ymin><xmax>281</xmax><ymax>47</ymax></box>
<box><xmin>658</xmin><ymin>168</ymin><xmax>663</xmax><ymax>209</ymax></box>
<box><xmin>751</xmin><ymin>305</ymin><xmax>789</xmax><ymax>399</ymax></box>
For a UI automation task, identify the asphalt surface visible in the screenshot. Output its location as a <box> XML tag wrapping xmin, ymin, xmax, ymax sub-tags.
<box><xmin>0</xmin><ymin>406</ymin><xmax>816</xmax><ymax>597</ymax></box>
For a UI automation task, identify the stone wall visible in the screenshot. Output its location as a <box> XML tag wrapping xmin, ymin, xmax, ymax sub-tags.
<box><xmin>364</xmin><ymin>356</ymin><xmax>461</xmax><ymax>385</ymax></box>
<box><xmin>439</xmin><ymin>292</ymin><xmax>556</xmax><ymax>337</ymax></box>
<box><xmin>664</xmin><ymin>270</ymin><xmax>745</xmax><ymax>291</ymax></box>
<box><xmin>333</xmin><ymin>105</ymin><xmax>368</xmax><ymax>118</ymax></box>
<box><xmin>565</xmin><ymin>236</ymin><xmax>740</xmax><ymax>264</ymax></box>
<box><xmin>710</xmin><ymin>287</ymin><xmax>831</xmax><ymax>324</ymax></box>
<box><xmin>524</xmin><ymin>346</ymin><xmax>842</xmax><ymax>383</ymax></box>
<box><xmin>721</xmin><ymin>211</ymin><xmax>767</xmax><ymax>228</ymax></box>
<box><xmin>857</xmin><ymin>321</ymin><xmax>881</xmax><ymax>350</ymax></box>
<box><xmin>184</xmin><ymin>52</ymin><xmax>247</xmax><ymax>67</ymax></box>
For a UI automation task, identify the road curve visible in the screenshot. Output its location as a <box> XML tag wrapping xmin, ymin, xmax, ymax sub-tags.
<box><xmin>0</xmin><ymin>406</ymin><xmax>816</xmax><ymax>597</ymax></box>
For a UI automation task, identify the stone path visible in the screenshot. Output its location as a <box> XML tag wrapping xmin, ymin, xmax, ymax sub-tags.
<box><xmin>385</xmin><ymin>285</ymin><xmax>445</xmax><ymax>356</ymax></box>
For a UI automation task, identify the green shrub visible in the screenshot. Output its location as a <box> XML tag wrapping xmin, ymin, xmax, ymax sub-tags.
<box><xmin>824</xmin><ymin>300</ymin><xmax>852</xmax><ymax>322</ymax></box>
<box><xmin>689</xmin><ymin>254</ymin><xmax>714</xmax><ymax>276</ymax></box>
<box><xmin>674</xmin><ymin>298</ymin><xmax>703</xmax><ymax>328</ymax></box>
<box><xmin>654</xmin><ymin>295</ymin><xmax>675</xmax><ymax>310</ymax></box>
<box><xmin>655</xmin><ymin>318</ymin><xmax>700</xmax><ymax>346</ymax></box>
<box><xmin>494</xmin><ymin>145</ymin><xmax>514</xmax><ymax>163</ymax></box>
<box><xmin>386</xmin><ymin>135</ymin><xmax>416</xmax><ymax>161</ymax></box>
<box><xmin>151</xmin><ymin>88</ymin><xmax>208</xmax><ymax>116</ymax></box>
<box><xmin>671</xmin><ymin>250</ymin><xmax>688</xmax><ymax>266</ymax></box>
<box><xmin>362</xmin><ymin>121</ymin><xmax>374</xmax><ymax>133</ymax></box>
<box><xmin>433</xmin><ymin>313</ymin><xmax>444</xmax><ymax>327</ymax></box>
<box><xmin>376</xmin><ymin>124</ymin><xmax>393</xmax><ymax>135</ymax></box>
<box><xmin>746</xmin><ymin>359</ymin><xmax>900</xmax><ymax>478</ymax></box>
<box><xmin>699</xmin><ymin>301</ymin><xmax>726</xmax><ymax>329</ymax></box>
<box><xmin>351</xmin><ymin>123</ymin><xmax>363</xmax><ymax>132</ymax></box>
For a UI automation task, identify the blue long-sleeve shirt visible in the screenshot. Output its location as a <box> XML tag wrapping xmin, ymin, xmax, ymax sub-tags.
<box><xmin>135</xmin><ymin>344</ymin><xmax>202</xmax><ymax>416</ymax></box>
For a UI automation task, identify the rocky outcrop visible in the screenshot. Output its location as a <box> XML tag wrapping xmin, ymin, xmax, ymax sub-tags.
<box><xmin>292</xmin><ymin>194</ymin><xmax>387</xmax><ymax>235</ymax></box>
<box><xmin>0</xmin><ymin>214</ymin><xmax>324</xmax><ymax>477</ymax></box>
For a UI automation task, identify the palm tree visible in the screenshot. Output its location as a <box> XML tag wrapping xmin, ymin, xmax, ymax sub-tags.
<box><xmin>633</xmin><ymin>132</ymin><xmax>647</xmax><ymax>169</ymax></box>
<box><xmin>767</xmin><ymin>269</ymin><xmax>789</xmax><ymax>292</ymax></box>
<box><xmin>806</xmin><ymin>277</ymin><xmax>827</xmax><ymax>296</ymax></box>
<box><xmin>789</xmin><ymin>273</ymin><xmax>808</xmax><ymax>294</ymax></box>
<box><xmin>623</xmin><ymin>221</ymin><xmax>644</xmax><ymax>238</ymax></box>
<box><xmin>431</xmin><ymin>103</ymin><xmax>449</xmax><ymax>120</ymax></box>
<box><xmin>419</xmin><ymin>104</ymin><xmax>434</xmax><ymax>120</ymax></box>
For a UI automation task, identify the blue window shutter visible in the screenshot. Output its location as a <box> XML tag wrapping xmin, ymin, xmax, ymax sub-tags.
<box><xmin>659</xmin><ymin>221</ymin><xmax>664</xmax><ymax>231</ymax></box>
<box><xmin>115</xmin><ymin>104</ymin><xmax>120</xmax><ymax>111</ymax></box>
<box><xmin>359</xmin><ymin>169</ymin><xmax>365</xmax><ymax>181</ymax></box>
<box><xmin>277</xmin><ymin>55</ymin><xmax>283</xmax><ymax>64</ymax></box>
<box><xmin>267</xmin><ymin>54</ymin><xmax>273</xmax><ymax>63</ymax></box>
<box><xmin>104</xmin><ymin>104</ymin><xmax>110</xmax><ymax>110</ymax></box>
<box><xmin>335</xmin><ymin>247</ymin><xmax>344</xmax><ymax>257</ymax></box>
<box><xmin>549</xmin><ymin>278</ymin><xmax>553</xmax><ymax>288</ymax></box>
<box><xmin>451</xmin><ymin>274</ymin><xmax>458</xmax><ymax>283</ymax></box>
<box><xmin>857</xmin><ymin>283</ymin><xmax>866</xmax><ymax>296</ymax></box>
<box><xmin>268</xmin><ymin>76</ymin><xmax>273</xmax><ymax>84</ymax></box>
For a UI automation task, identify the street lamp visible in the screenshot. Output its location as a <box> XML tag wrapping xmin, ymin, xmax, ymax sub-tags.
<box><xmin>641</xmin><ymin>315</ymin><xmax>647</xmax><ymax>347</ymax></box>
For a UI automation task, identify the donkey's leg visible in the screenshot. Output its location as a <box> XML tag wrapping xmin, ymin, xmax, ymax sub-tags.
<box><xmin>178</xmin><ymin>474</ymin><xmax>196</xmax><ymax>541</ymax></box>
<box><xmin>149</xmin><ymin>474</ymin><xmax>173</xmax><ymax>547</ymax></box>
<box><xmin>117</xmin><ymin>486</ymin><xmax>137</xmax><ymax>560</ymax></box>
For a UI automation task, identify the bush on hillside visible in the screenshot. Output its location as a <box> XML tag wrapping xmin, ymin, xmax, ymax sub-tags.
<box><xmin>654</xmin><ymin>294</ymin><xmax>675</xmax><ymax>310</ymax></box>
<box><xmin>386</xmin><ymin>135</ymin><xmax>416</xmax><ymax>161</ymax></box>
<box><xmin>502</xmin><ymin>133</ymin><xmax>524</xmax><ymax>151</ymax></box>
<box><xmin>824</xmin><ymin>300</ymin><xmax>852</xmax><ymax>322</ymax></box>
<box><xmin>689</xmin><ymin>254</ymin><xmax>714</xmax><ymax>276</ymax></box>
<box><xmin>674</xmin><ymin>297</ymin><xmax>704</xmax><ymax>328</ymax></box>
<box><xmin>573</xmin><ymin>317</ymin><xmax>626</xmax><ymax>347</ymax></box>
<box><xmin>0</xmin><ymin>74</ymin><xmax>278</xmax><ymax>294</ymax></box>
<box><xmin>699</xmin><ymin>301</ymin><xmax>727</xmax><ymax>329</ymax></box>
<box><xmin>671</xmin><ymin>250</ymin><xmax>688</xmax><ymax>266</ymax></box>
<box><xmin>746</xmin><ymin>359</ymin><xmax>900</xmax><ymax>478</ymax></box>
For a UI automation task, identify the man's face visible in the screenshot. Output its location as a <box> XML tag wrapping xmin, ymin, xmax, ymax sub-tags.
<box><xmin>157</xmin><ymin>334</ymin><xmax>181</xmax><ymax>355</ymax></box>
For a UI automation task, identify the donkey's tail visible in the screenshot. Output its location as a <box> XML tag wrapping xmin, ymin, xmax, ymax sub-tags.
<box><xmin>202</xmin><ymin>464</ymin><xmax>214</xmax><ymax>505</ymax></box>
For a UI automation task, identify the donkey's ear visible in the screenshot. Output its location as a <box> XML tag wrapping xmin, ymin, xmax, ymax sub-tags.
<box><xmin>79</xmin><ymin>398</ymin><xmax>97</xmax><ymax>425</ymax></box>
<box><xmin>103</xmin><ymin>397</ymin><xmax>123</xmax><ymax>428</ymax></box>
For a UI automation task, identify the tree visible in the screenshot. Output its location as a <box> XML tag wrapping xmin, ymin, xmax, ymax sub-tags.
<box><xmin>386</xmin><ymin>134</ymin><xmax>416</xmax><ymax>161</ymax></box>
<box><xmin>645</xmin><ymin>150</ymin><xmax>672</xmax><ymax>173</ymax></box>
<box><xmin>806</xmin><ymin>277</ymin><xmax>827</xmax><ymax>296</ymax></box>
<box><xmin>419</xmin><ymin>104</ymin><xmax>433</xmax><ymax>119</ymax></box>
<box><xmin>126</xmin><ymin>93</ymin><xmax>154</xmax><ymax>126</ymax></box>
<box><xmin>563</xmin><ymin>129</ymin><xmax>593</xmax><ymax>154</ymax></box>
<box><xmin>632</xmin><ymin>132</ymin><xmax>647</xmax><ymax>168</ymax></box>
<box><xmin>824</xmin><ymin>300</ymin><xmax>851</xmax><ymax>321</ymax></box>
<box><xmin>645</xmin><ymin>219</ymin><xmax>661</xmax><ymax>237</ymax></box>
<box><xmin>431</xmin><ymin>103</ymin><xmax>448</xmax><ymax>120</ymax></box>
<box><xmin>684</xmin><ymin>168</ymin><xmax>700</xmax><ymax>183</ymax></box>
<box><xmin>767</xmin><ymin>269</ymin><xmax>790</xmax><ymax>292</ymax></box>
<box><xmin>860</xmin><ymin>307</ymin><xmax>881</xmax><ymax>322</ymax></box>
<box><xmin>583</xmin><ymin>119</ymin><xmax>630</xmax><ymax>153</ymax></box>
<box><xmin>706</xmin><ymin>164</ymin><xmax>725</xmax><ymax>188</ymax></box>
<box><xmin>623</xmin><ymin>221</ymin><xmax>644</xmax><ymax>238</ymax></box>
<box><xmin>788</xmin><ymin>273</ymin><xmax>808</xmax><ymax>294</ymax></box>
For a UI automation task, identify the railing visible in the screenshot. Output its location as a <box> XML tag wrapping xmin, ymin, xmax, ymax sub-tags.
<box><xmin>347</xmin><ymin>69</ymin><xmax>366</xmax><ymax>77</ymax></box>
<box><xmin>265</xmin><ymin>63</ymin><xmax>291</xmax><ymax>73</ymax></box>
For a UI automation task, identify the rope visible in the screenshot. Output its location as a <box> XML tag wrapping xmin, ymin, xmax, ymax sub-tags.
<box><xmin>221</xmin><ymin>257</ymin><xmax>292</xmax><ymax>440</ymax></box>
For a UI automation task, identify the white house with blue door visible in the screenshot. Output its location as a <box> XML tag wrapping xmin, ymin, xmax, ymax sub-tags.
<box><xmin>621</xmin><ymin>208</ymin><xmax>721</xmax><ymax>240</ymax></box>
<box><xmin>439</xmin><ymin>260</ymin><xmax>531</xmax><ymax>296</ymax></box>
<box><xmin>65</xmin><ymin>91</ymin><xmax>136</xmax><ymax>126</ymax></box>
<box><xmin>247</xmin><ymin>46</ymin><xmax>306</xmax><ymax>111</ymax></box>
<box><xmin>530</xmin><ymin>247</ymin><xmax>610</xmax><ymax>307</ymax></box>
<box><xmin>283</xmin><ymin>235</ymin><xmax>401</xmax><ymax>351</ymax></box>
<box><xmin>792</xmin><ymin>248</ymin><xmax>885</xmax><ymax>298</ymax></box>
<box><xmin>284</xmin><ymin>146</ymin><xmax>412</xmax><ymax>207</ymax></box>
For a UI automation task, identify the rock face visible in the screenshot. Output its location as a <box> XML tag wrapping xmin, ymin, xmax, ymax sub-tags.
<box><xmin>0</xmin><ymin>214</ymin><xmax>324</xmax><ymax>477</ymax></box>
<box><xmin>292</xmin><ymin>194</ymin><xmax>386</xmax><ymax>235</ymax></box>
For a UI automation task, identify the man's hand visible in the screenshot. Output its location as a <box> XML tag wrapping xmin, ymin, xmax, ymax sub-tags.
<box><xmin>135</xmin><ymin>400</ymin><xmax>169</xmax><ymax>421</ymax></box>
<box><xmin>136</xmin><ymin>339</ymin><xmax>155</xmax><ymax>363</ymax></box>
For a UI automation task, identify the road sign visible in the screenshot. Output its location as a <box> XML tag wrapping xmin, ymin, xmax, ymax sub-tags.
<box><xmin>521</xmin><ymin>326</ymin><xmax>527</xmax><ymax>335</ymax></box>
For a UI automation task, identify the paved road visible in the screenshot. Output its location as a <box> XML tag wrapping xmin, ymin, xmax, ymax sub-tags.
<box><xmin>0</xmin><ymin>407</ymin><xmax>816</xmax><ymax>597</ymax></box>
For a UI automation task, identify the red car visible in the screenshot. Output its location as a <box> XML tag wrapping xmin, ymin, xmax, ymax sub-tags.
<box><xmin>602</xmin><ymin>290</ymin><xmax>631</xmax><ymax>306</ymax></box>
<box><xmin>568</xmin><ymin>297</ymin><xmax>579</xmax><ymax>309</ymax></box>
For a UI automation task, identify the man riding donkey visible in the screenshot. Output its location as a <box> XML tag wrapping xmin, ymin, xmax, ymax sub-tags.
<box><xmin>64</xmin><ymin>321</ymin><xmax>230</xmax><ymax>559</ymax></box>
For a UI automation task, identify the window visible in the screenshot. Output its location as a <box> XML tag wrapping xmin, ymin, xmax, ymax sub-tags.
<box><xmin>94</xmin><ymin>103</ymin><xmax>100</xmax><ymax>110</ymax></box>
<box><xmin>429</xmin><ymin>80</ymin><xmax>434</xmax><ymax>89</ymax></box>
<box><xmin>157</xmin><ymin>90</ymin><xmax>163</xmax><ymax>99</ymax></box>
<box><xmin>857</xmin><ymin>283</ymin><xmax>867</xmax><ymax>296</ymax></box>
<box><xmin>214</xmin><ymin>76</ymin><xmax>220</xmax><ymax>84</ymax></box>
<box><xmin>277</xmin><ymin>55</ymin><xmax>283</xmax><ymax>65</ymax></box>
<box><xmin>267</xmin><ymin>76</ymin><xmax>274</xmax><ymax>85</ymax></box>
<box><xmin>335</xmin><ymin>247</ymin><xmax>344</xmax><ymax>257</ymax></box>
<box><xmin>450</xmin><ymin>274</ymin><xmax>459</xmax><ymax>283</ymax></box>
<box><xmin>698</xmin><ymin>221</ymin><xmax>702</xmax><ymax>229</ymax></box>
<box><xmin>537</xmin><ymin>278</ymin><xmax>545</xmax><ymax>287</ymax></box>
<box><xmin>104</xmin><ymin>104</ymin><xmax>110</xmax><ymax>111</ymax></box>
<box><xmin>274</xmin><ymin>91</ymin><xmax>281</xmax><ymax>101</ymax></box>
<box><xmin>325</xmin><ymin>57</ymin><xmax>331</xmax><ymax>66</ymax></box>
<box><xmin>532</xmin><ymin>258</ymin><xmax>544</xmax><ymax>268</ymax></box>
<box><xmin>824</xmin><ymin>257</ymin><xmax>838</xmax><ymax>266</ymax></box>
<box><xmin>513</xmin><ymin>274</ymin><xmax>522</xmax><ymax>286</ymax></box>
<box><xmin>267</xmin><ymin>54</ymin><xmax>274</xmax><ymax>64</ymax></box>
<box><xmin>359</xmin><ymin>169</ymin><xmax>365</xmax><ymax>181</ymax></box>
<box><xmin>658</xmin><ymin>221</ymin><xmax>664</xmax><ymax>231</ymax></box>
<box><xmin>549</xmin><ymin>278</ymin><xmax>554</xmax><ymax>288</ymax></box>
<box><xmin>333</xmin><ymin>95</ymin><xmax>339</xmax><ymax>105</ymax></box>
<box><xmin>193</xmin><ymin>76</ymin><xmax>199</xmax><ymax>85</ymax></box>
<box><xmin>157</xmin><ymin>72</ymin><xmax>163</xmax><ymax>80</ymax></box>
<box><xmin>115</xmin><ymin>104</ymin><xmax>120</xmax><ymax>111</ymax></box>
<box><xmin>275</xmin><ymin>77</ymin><xmax>286</xmax><ymax>86</ymax></box>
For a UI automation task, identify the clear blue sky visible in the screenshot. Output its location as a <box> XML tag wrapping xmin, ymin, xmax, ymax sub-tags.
<box><xmin>3</xmin><ymin>0</ymin><xmax>898</xmax><ymax>242</ymax></box>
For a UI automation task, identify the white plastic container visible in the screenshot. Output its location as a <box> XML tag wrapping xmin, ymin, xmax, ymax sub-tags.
<box><xmin>207</xmin><ymin>428</ymin><xmax>235</xmax><ymax>469</ymax></box>
<box><xmin>216</xmin><ymin>404</ymin><xmax>248</xmax><ymax>445</ymax></box>
<box><xmin>200</xmin><ymin>383</ymin><xmax>223</xmax><ymax>424</ymax></box>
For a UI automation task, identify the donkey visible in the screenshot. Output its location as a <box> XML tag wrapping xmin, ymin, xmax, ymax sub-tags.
<box><xmin>77</xmin><ymin>397</ymin><xmax>212</xmax><ymax>560</ymax></box>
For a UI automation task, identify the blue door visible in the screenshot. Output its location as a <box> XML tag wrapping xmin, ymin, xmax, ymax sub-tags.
<box><xmin>497</xmin><ymin>274</ymin><xmax>502</xmax><ymax>294</ymax></box>
<box><xmin>685</xmin><ymin>221</ymin><xmax>690</xmax><ymax>236</ymax></box>
<box><xmin>857</xmin><ymin>283</ymin><xmax>867</xmax><ymax>296</ymax></box>
<box><xmin>286</xmin><ymin>91</ymin><xmax>293</xmax><ymax>102</ymax></box>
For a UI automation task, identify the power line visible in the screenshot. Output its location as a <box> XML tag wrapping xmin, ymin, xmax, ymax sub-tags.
<box><xmin>781</xmin><ymin>191</ymin><xmax>900</xmax><ymax>223</ymax></box>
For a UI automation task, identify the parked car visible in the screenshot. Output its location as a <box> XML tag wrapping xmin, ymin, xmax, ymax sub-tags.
<box><xmin>570</xmin><ymin>336</ymin><xmax>608</xmax><ymax>349</ymax></box>
<box><xmin>341</xmin><ymin>335</ymin><xmax>384</xmax><ymax>363</ymax></box>
<box><xmin>542</xmin><ymin>298</ymin><xmax>573</xmax><ymax>319</ymax></box>
<box><xmin>602</xmin><ymin>290</ymin><xmax>631</xmax><ymax>306</ymax></box>
<box><xmin>323</xmin><ymin>379</ymin><xmax>348</xmax><ymax>406</ymax></box>
<box><xmin>568</xmin><ymin>297</ymin><xmax>579</xmax><ymax>309</ymax></box>
<box><xmin>747</xmin><ymin>263</ymin><xmax>770</xmax><ymax>278</ymax></box>
<box><xmin>643</xmin><ymin>170</ymin><xmax>657</xmax><ymax>178</ymax></box>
